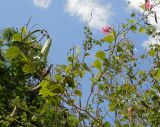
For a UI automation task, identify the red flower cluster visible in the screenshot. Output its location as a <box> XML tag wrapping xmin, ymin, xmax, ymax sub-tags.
<box><xmin>145</xmin><ymin>0</ymin><xmax>152</xmax><ymax>10</ymax></box>
<box><xmin>144</xmin><ymin>0</ymin><xmax>158</xmax><ymax>23</ymax></box>
<box><xmin>101</xmin><ymin>26</ymin><xmax>112</xmax><ymax>34</ymax></box>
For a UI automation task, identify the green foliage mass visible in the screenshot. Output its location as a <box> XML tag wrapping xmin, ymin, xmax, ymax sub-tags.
<box><xmin>0</xmin><ymin>27</ymin><xmax>78</xmax><ymax>127</ymax></box>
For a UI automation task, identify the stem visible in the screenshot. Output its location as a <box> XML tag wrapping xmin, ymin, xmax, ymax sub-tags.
<box><xmin>10</xmin><ymin>106</ymin><xmax>17</xmax><ymax>117</ymax></box>
<box><xmin>21</xmin><ymin>29</ymin><xmax>49</xmax><ymax>42</ymax></box>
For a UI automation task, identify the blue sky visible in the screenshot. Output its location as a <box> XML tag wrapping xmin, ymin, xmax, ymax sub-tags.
<box><xmin>1</xmin><ymin>0</ymin><xmax>159</xmax><ymax>124</ymax></box>
<box><xmin>1</xmin><ymin>0</ymin><xmax>157</xmax><ymax>65</ymax></box>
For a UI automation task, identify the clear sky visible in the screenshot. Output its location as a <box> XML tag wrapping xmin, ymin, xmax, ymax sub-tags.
<box><xmin>1</xmin><ymin>0</ymin><xmax>157</xmax><ymax>65</ymax></box>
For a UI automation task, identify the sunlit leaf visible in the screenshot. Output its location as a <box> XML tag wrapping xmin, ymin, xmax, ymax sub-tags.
<box><xmin>129</xmin><ymin>19</ymin><xmax>136</xmax><ymax>24</ymax></box>
<box><xmin>39</xmin><ymin>87</ymin><xmax>54</xmax><ymax>97</ymax></box>
<box><xmin>76</xmin><ymin>45</ymin><xmax>81</xmax><ymax>55</ymax></box>
<box><xmin>139</xmin><ymin>27</ymin><xmax>146</xmax><ymax>33</ymax></box>
<box><xmin>103</xmin><ymin>34</ymin><xmax>115</xmax><ymax>44</ymax></box>
<box><xmin>12</xmin><ymin>33</ymin><xmax>21</xmax><ymax>41</ymax></box>
<box><xmin>109</xmin><ymin>102</ymin><xmax>116</xmax><ymax>112</ymax></box>
<box><xmin>39</xmin><ymin>80</ymin><xmax>51</xmax><ymax>88</ymax></box>
<box><xmin>20</xmin><ymin>27</ymin><xmax>27</xmax><ymax>34</ymax></box>
<box><xmin>22</xmin><ymin>64</ymin><xmax>36</xmax><ymax>74</ymax></box>
<box><xmin>148</xmin><ymin>49</ymin><xmax>155</xmax><ymax>57</ymax></box>
<box><xmin>96</xmin><ymin>50</ymin><xmax>106</xmax><ymax>60</ymax></box>
<box><xmin>92</xmin><ymin>71</ymin><xmax>102</xmax><ymax>84</ymax></box>
<box><xmin>155</xmin><ymin>68</ymin><xmax>160</xmax><ymax>81</ymax></box>
<box><xmin>5</xmin><ymin>46</ymin><xmax>21</xmax><ymax>59</ymax></box>
<box><xmin>93</xmin><ymin>60</ymin><xmax>102</xmax><ymax>70</ymax></box>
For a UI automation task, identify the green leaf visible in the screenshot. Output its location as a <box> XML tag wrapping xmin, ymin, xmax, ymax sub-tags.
<box><xmin>12</xmin><ymin>33</ymin><xmax>21</xmax><ymax>41</ymax></box>
<box><xmin>66</xmin><ymin>76</ymin><xmax>75</xmax><ymax>88</ymax></box>
<box><xmin>117</xmin><ymin>46</ymin><xmax>123</xmax><ymax>52</ymax></box>
<box><xmin>20</xmin><ymin>27</ymin><xmax>27</xmax><ymax>34</ymax></box>
<box><xmin>148</xmin><ymin>49</ymin><xmax>155</xmax><ymax>57</ymax></box>
<box><xmin>130</xmin><ymin>25</ymin><xmax>137</xmax><ymax>32</ymax></box>
<box><xmin>103</xmin><ymin>34</ymin><xmax>115</xmax><ymax>44</ymax></box>
<box><xmin>22</xmin><ymin>64</ymin><xmax>36</xmax><ymax>74</ymax></box>
<box><xmin>131</xmin><ymin>13</ymin><xmax>136</xmax><ymax>17</ymax></box>
<box><xmin>129</xmin><ymin>19</ymin><xmax>136</xmax><ymax>24</ymax></box>
<box><xmin>75</xmin><ymin>90</ymin><xmax>82</xmax><ymax>96</ymax></box>
<box><xmin>20</xmin><ymin>53</ymin><xmax>29</xmax><ymax>63</ymax></box>
<box><xmin>96</xmin><ymin>50</ymin><xmax>106</xmax><ymax>60</ymax></box>
<box><xmin>83</xmin><ymin>63</ymin><xmax>88</xmax><ymax>70</ymax></box>
<box><xmin>109</xmin><ymin>102</ymin><xmax>116</xmax><ymax>112</ymax></box>
<box><xmin>140</xmin><ymin>4</ymin><xmax>145</xmax><ymax>10</ymax></box>
<box><xmin>5</xmin><ymin>46</ymin><xmax>21</xmax><ymax>59</ymax></box>
<box><xmin>93</xmin><ymin>60</ymin><xmax>102</xmax><ymax>70</ymax></box>
<box><xmin>92</xmin><ymin>71</ymin><xmax>102</xmax><ymax>84</ymax></box>
<box><xmin>6</xmin><ymin>45</ymin><xmax>28</xmax><ymax>63</ymax></box>
<box><xmin>139</xmin><ymin>27</ymin><xmax>146</xmax><ymax>33</ymax></box>
<box><xmin>0</xmin><ymin>61</ymin><xmax>3</xmax><ymax>67</ymax></box>
<box><xmin>104</xmin><ymin>122</ymin><xmax>110</xmax><ymax>127</ymax></box>
<box><xmin>85</xmin><ymin>52</ymin><xmax>90</xmax><ymax>56</ymax></box>
<box><xmin>68</xmin><ymin>56</ymin><xmax>73</xmax><ymax>63</ymax></box>
<box><xmin>39</xmin><ymin>80</ymin><xmax>51</xmax><ymax>88</ymax></box>
<box><xmin>122</xmin><ymin>23</ymin><xmax>128</xmax><ymax>28</ymax></box>
<box><xmin>52</xmin><ymin>84</ymin><xmax>64</xmax><ymax>94</ymax></box>
<box><xmin>39</xmin><ymin>87</ymin><xmax>54</xmax><ymax>97</ymax></box>
<box><xmin>155</xmin><ymin>68</ymin><xmax>160</xmax><ymax>81</ymax></box>
<box><xmin>0</xmin><ymin>39</ymin><xmax>4</xmax><ymax>45</ymax></box>
<box><xmin>76</xmin><ymin>45</ymin><xmax>81</xmax><ymax>55</ymax></box>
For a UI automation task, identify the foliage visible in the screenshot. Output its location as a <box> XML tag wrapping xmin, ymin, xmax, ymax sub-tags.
<box><xmin>0</xmin><ymin>3</ymin><xmax>160</xmax><ymax>127</ymax></box>
<box><xmin>0</xmin><ymin>27</ymin><xmax>78</xmax><ymax>127</ymax></box>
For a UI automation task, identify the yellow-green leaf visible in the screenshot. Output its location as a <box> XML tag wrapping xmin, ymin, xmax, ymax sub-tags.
<box><xmin>12</xmin><ymin>33</ymin><xmax>21</xmax><ymax>42</ymax></box>
<box><xmin>103</xmin><ymin>34</ymin><xmax>115</xmax><ymax>44</ymax></box>
<box><xmin>129</xmin><ymin>19</ymin><xmax>136</xmax><ymax>24</ymax></box>
<box><xmin>148</xmin><ymin>49</ymin><xmax>155</xmax><ymax>57</ymax></box>
<box><xmin>96</xmin><ymin>50</ymin><xmax>106</xmax><ymax>60</ymax></box>
<box><xmin>39</xmin><ymin>87</ymin><xmax>54</xmax><ymax>97</ymax></box>
<box><xmin>139</xmin><ymin>27</ymin><xmax>146</xmax><ymax>33</ymax></box>
<box><xmin>76</xmin><ymin>45</ymin><xmax>81</xmax><ymax>55</ymax></box>
<box><xmin>109</xmin><ymin>102</ymin><xmax>116</xmax><ymax>112</ymax></box>
<box><xmin>5</xmin><ymin>46</ymin><xmax>21</xmax><ymax>59</ymax></box>
<box><xmin>155</xmin><ymin>68</ymin><xmax>160</xmax><ymax>81</ymax></box>
<box><xmin>22</xmin><ymin>64</ymin><xmax>36</xmax><ymax>74</ymax></box>
<box><xmin>75</xmin><ymin>90</ymin><xmax>82</xmax><ymax>96</ymax></box>
<box><xmin>20</xmin><ymin>27</ymin><xmax>27</xmax><ymax>34</ymax></box>
<box><xmin>92</xmin><ymin>71</ymin><xmax>102</xmax><ymax>84</ymax></box>
<box><xmin>39</xmin><ymin>80</ymin><xmax>51</xmax><ymax>88</ymax></box>
<box><xmin>93</xmin><ymin>60</ymin><xmax>102</xmax><ymax>70</ymax></box>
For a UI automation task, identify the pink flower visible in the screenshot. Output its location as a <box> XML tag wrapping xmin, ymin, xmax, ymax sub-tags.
<box><xmin>101</xmin><ymin>26</ymin><xmax>112</xmax><ymax>34</ymax></box>
<box><xmin>145</xmin><ymin>0</ymin><xmax>152</xmax><ymax>10</ymax></box>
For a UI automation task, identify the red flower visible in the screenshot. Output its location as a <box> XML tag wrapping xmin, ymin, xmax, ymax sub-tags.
<box><xmin>101</xmin><ymin>26</ymin><xmax>112</xmax><ymax>34</ymax></box>
<box><xmin>145</xmin><ymin>0</ymin><xmax>152</xmax><ymax>10</ymax></box>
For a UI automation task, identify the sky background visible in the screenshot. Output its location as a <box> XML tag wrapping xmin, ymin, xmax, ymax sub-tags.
<box><xmin>1</xmin><ymin>0</ymin><xmax>158</xmax><ymax>65</ymax></box>
<box><xmin>1</xmin><ymin>0</ymin><xmax>159</xmax><ymax>124</ymax></box>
